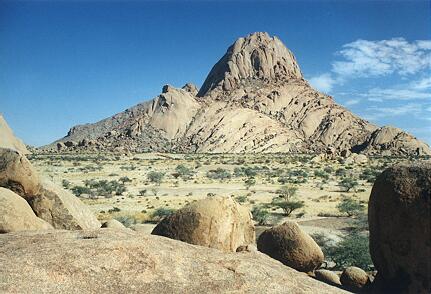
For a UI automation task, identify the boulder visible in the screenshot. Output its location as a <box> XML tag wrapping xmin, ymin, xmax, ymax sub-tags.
<box><xmin>368</xmin><ymin>162</ymin><xmax>431</xmax><ymax>293</ymax></box>
<box><xmin>0</xmin><ymin>148</ymin><xmax>41</xmax><ymax>197</ymax></box>
<box><xmin>151</xmin><ymin>196</ymin><xmax>255</xmax><ymax>252</ymax></box>
<box><xmin>101</xmin><ymin>219</ymin><xmax>126</xmax><ymax>229</ymax></box>
<box><xmin>0</xmin><ymin>187</ymin><xmax>53</xmax><ymax>233</ymax></box>
<box><xmin>257</xmin><ymin>221</ymin><xmax>324</xmax><ymax>272</ymax></box>
<box><xmin>315</xmin><ymin>269</ymin><xmax>341</xmax><ymax>286</ymax></box>
<box><xmin>0</xmin><ymin>148</ymin><xmax>100</xmax><ymax>230</ymax></box>
<box><xmin>0</xmin><ymin>229</ymin><xmax>347</xmax><ymax>293</ymax></box>
<box><xmin>340</xmin><ymin>266</ymin><xmax>369</xmax><ymax>291</ymax></box>
<box><xmin>28</xmin><ymin>179</ymin><xmax>101</xmax><ymax>230</ymax></box>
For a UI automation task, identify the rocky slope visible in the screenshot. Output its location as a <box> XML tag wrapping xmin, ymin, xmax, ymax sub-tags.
<box><xmin>45</xmin><ymin>32</ymin><xmax>431</xmax><ymax>156</ymax></box>
<box><xmin>0</xmin><ymin>229</ymin><xmax>347</xmax><ymax>293</ymax></box>
<box><xmin>0</xmin><ymin>114</ymin><xmax>29</xmax><ymax>154</ymax></box>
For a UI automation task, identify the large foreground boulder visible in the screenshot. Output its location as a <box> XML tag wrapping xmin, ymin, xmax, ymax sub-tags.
<box><xmin>151</xmin><ymin>196</ymin><xmax>255</xmax><ymax>252</ymax></box>
<box><xmin>368</xmin><ymin>162</ymin><xmax>431</xmax><ymax>293</ymax></box>
<box><xmin>0</xmin><ymin>187</ymin><xmax>52</xmax><ymax>233</ymax></box>
<box><xmin>0</xmin><ymin>230</ymin><xmax>347</xmax><ymax>293</ymax></box>
<box><xmin>28</xmin><ymin>179</ymin><xmax>101</xmax><ymax>230</ymax></box>
<box><xmin>0</xmin><ymin>148</ymin><xmax>41</xmax><ymax>196</ymax></box>
<box><xmin>257</xmin><ymin>221</ymin><xmax>324</xmax><ymax>272</ymax></box>
<box><xmin>0</xmin><ymin>148</ymin><xmax>100</xmax><ymax>230</ymax></box>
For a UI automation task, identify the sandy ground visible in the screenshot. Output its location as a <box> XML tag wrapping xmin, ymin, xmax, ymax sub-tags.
<box><xmin>30</xmin><ymin>152</ymin><xmax>409</xmax><ymax>239</ymax></box>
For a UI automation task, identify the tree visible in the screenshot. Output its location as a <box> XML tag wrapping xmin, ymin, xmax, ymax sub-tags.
<box><xmin>273</xmin><ymin>199</ymin><xmax>305</xmax><ymax>216</ymax></box>
<box><xmin>339</xmin><ymin>177</ymin><xmax>358</xmax><ymax>192</ymax></box>
<box><xmin>337</xmin><ymin>195</ymin><xmax>364</xmax><ymax>217</ymax></box>
<box><xmin>147</xmin><ymin>171</ymin><xmax>165</xmax><ymax>185</ymax></box>
<box><xmin>277</xmin><ymin>185</ymin><xmax>298</xmax><ymax>201</ymax></box>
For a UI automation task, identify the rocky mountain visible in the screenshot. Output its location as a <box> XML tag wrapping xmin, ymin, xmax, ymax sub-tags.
<box><xmin>0</xmin><ymin>114</ymin><xmax>29</xmax><ymax>154</ymax></box>
<box><xmin>46</xmin><ymin>32</ymin><xmax>431</xmax><ymax>156</ymax></box>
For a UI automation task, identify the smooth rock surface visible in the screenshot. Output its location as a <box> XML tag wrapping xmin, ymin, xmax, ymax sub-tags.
<box><xmin>0</xmin><ymin>187</ymin><xmax>53</xmax><ymax>233</ymax></box>
<box><xmin>0</xmin><ymin>229</ymin><xmax>347</xmax><ymax>294</ymax></box>
<box><xmin>0</xmin><ymin>114</ymin><xmax>29</xmax><ymax>154</ymax></box>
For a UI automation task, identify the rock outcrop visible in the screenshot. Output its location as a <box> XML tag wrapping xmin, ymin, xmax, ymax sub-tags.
<box><xmin>257</xmin><ymin>221</ymin><xmax>324</xmax><ymax>272</ymax></box>
<box><xmin>45</xmin><ymin>32</ymin><xmax>431</xmax><ymax>156</ymax></box>
<box><xmin>29</xmin><ymin>179</ymin><xmax>101</xmax><ymax>230</ymax></box>
<box><xmin>151</xmin><ymin>196</ymin><xmax>255</xmax><ymax>252</ymax></box>
<box><xmin>368</xmin><ymin>162</ymin><xmax>431</xmax><ymax>293</ymax></box>
<box><xmin>0</xmin><ymin>114</ymin><xmax>29</xmax><ymax>154</ymax></box>
<box><xmin>197</xmin><ymin>32</ymin><xmax>302</xmax><ymax>97</ymax></box>
<box><xmin>0</xmin><ymin>187</ymin><xmax>53</xmax><ymax>233</ymax></box>
<box><xmin>0</xmin><ymin>229</ymin><xmax>347</xmax><ymax>293</ymax></box>
<box><xmin>0</xmin><ymin>148</ymin><xmax>100</xmax><ymax>230</ymax></box>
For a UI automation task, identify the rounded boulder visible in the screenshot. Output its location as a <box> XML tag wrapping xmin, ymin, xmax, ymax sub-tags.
<box><xmin>257</xmin><ymin>221</ymin><xmax>324</xmax><ymax>272</ymax></box>
<box><xmin>368</xmin><ymin>163</ymin><xmax>431</xmax><ymax>293</ymax></box>
<box><xmin>340</xmin><ymin>266</ymin><xmax>369</xmax><ymax>291</ymax></box>
<box><xmin>314</xmin><ymin>269</ymin><xmax>341</xmax><ymax>286</ymax></box>
<box><xmin>151</xmin><ymin>196</ymin><xmax>255</xmax><ymax>252</ymax></box>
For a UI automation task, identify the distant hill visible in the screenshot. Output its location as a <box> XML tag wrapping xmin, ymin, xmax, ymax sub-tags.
<box><xmin>45</xmin><ymin>32</ymin><xmax>431</xmax><ymax>156</ymax></box>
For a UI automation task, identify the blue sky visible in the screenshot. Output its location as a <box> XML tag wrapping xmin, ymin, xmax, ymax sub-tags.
<box><xmin>0</xmin><ymin>0</ymin><xmax>430</xmax><ymax>147</ymax></box>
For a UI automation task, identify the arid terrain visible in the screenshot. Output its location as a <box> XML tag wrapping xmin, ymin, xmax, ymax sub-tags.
<box><xmin>29</xmin><ymin>151</ymin><xmax>418</xmax><ymax>237</ymax></box>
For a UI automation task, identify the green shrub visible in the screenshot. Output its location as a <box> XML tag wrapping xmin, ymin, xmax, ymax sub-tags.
<box><xmin>114</xmin><ymin>216</ymin><xmax>135</xmax><ymax>227</ymax></box>
<box><xmin>151</xmin><ymin>207</ymin><xmax>175</xmax><ymax>220</ymax></box>
<box><xmin>337</xmin><ymin>195</ymin><xmax>364</xmax><ymax>217</ymax></box>
<box><xmin>339</xmin><ymin>177</ymin><xmax>359</xmax><ymax>192</ymax></box>
<box><xmin>235</xmin><ymin>195</ymin><xmax>248</xmax><ymax>203</ymax></box>
<box><xmin>244</xmin><ymin>177</ymin><xmax>256</xmax><ymax>190</ymax></box>
<box><xmin>71</xmin><ymin>185</ymin><xmax>93</xmax><ymax>197</ymax></box>
<box><xmin>251</xmin><ymin>207</ymin><xmax>270</xmax><ymax>225</ymax></box>
<box><xmin>62</xmin><ymin>179</ymin><xmax>71</xmax><ymax>189</ymax></box>
<box><xmin>328</xmin><ymin>232</ymin><xmax>372</xmax><ymax>270</ymax></box>
<box><xmin>175</xmin><ymin>164</ymin><xmax>194</xmax><ymax>180</ymax></box>
<box><xmin>147</xmin><ymin>171</ymin><xmax>165</xmax><ymax>185</ymax></box>
<box><xmin>206</xmin><ymin>168</ymin><xmax>231</xmax><ymax>180</ymax></box>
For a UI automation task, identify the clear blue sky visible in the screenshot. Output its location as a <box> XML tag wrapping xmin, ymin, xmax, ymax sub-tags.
<box><xmin>1</xmin><ymin>0</ymin><xmax>430</xmax><ymax>147</ymax></box>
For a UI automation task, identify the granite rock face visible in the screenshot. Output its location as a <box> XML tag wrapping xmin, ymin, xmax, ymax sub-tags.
<box><xmin>0</xmin><ymin>187</ymin><xmax>53</xmax><ymax>233</ymax></box>
<box><xmin>45</xmin><ymin>32</ymin><xmax>431</xmax><ymax>156</ymax></box>
<box><xmin>0</xmin><ymin>229</ymin><xmax>348</xmax><ymax>294</ymax></box>
<box><xmin>0</xmin><ymin>114</ymin><xmax>29</xmax><ymax>154</ymax></box>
